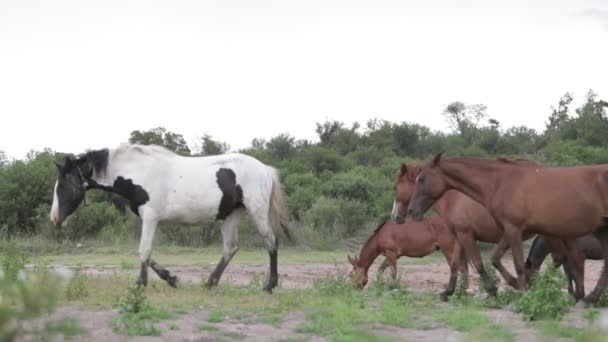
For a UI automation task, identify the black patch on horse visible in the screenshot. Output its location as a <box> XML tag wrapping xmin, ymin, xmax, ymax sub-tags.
<box><xmin>87</xmin><ymin>176</ymin><xmax>150</xmax><ymax>216</ymax></box>
<box><xmin>76</xmin><ymin>149</ymin><xmax>109</xmax><ymax>179</ymax></box>
<box><xmin>215</xmin><ymin>168</ymin><xmax>244</xmax><ymax>220</ymax></box>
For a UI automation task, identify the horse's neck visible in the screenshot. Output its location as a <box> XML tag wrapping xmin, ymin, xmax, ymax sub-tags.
<box><xmin>359</xmin><ymin>235</ymin><xmax>381</xmax><ymax>272</ymax></box>
<box><xmin>440</xmin><ymin>159</ymin><xmax>501</xmax><ymax>208</ymax></box>
<box><xmin>431</xmin><ymin>194</ymin><xmax>451</xmax><ymax>217</ymax></box>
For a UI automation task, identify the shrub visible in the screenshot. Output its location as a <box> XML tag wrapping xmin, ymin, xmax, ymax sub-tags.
<box><xmin>112</xmin><ymin>285</ymin><xmax>173</xmax><ymax>336</ymax></box>
<box><xmin>302</xmin><ymin>197</ymin><xmax>370</xmax><ymax>240</ymax></box>
<box><xmin>515</xmin><ymin>262</ymin><xmax>573</xmax><ymax>321</ymax></box>
<box><xmin>0</xmin><ymin>240</ymin><xmax>73</xmax><ymax>340</ymax></box>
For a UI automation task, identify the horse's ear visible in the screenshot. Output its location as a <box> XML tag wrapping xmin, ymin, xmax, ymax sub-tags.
<box><xmin>431</xmin><ymin>152</ymin><xmax>443</xmax><ymax>166</ymax></box>
<box><xmin>399</xmin><ymin>163</ymin><xmax>407</xmax><ymax>176</ymax></box>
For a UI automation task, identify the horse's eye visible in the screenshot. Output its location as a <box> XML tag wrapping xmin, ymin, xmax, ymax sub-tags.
<box><xmin>418</xmin><ymin>176</ymin><xmax>425</xmax><ymax>184</ymax></box>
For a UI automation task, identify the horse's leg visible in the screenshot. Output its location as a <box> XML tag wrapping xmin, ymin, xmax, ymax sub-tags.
<box><xmin>149</xmin><ymin>259</ymin><xmax>178</xmax><ymax>288</ymax></box>
<box><xmin>459</xmin><ymin>247</ymin><xmax>470</xmax><ymax>290</ymax></box>
<box><xmin>561</xmin><ymin>239</ymin><xmax>585</xmax><ymax>301</ymax></box>
<box><xmin>456</xmin><ymin>231</ymin><xmax>497</xmax><ymax>296</ymax></box>
<box><xmin>378</xmin><ymin>259</ymin><xmax>390</xmax><ymax>275</ymax></box>
<box><xmin>502</xmin><ymin>224</ymin><xmax>526</xmax><ymax>290</ymax></box>
<box><xmin>583</xmin><ymin>227</ymin><xmax>608</xmax><ymax>304</ymax></box>
<box><xmin>438</xmin><ymin>235</ymin><xmax>461</xmax><ymax>301</ymax></box>
<box><xmin>136</xmin><ymin>216</ymin><xmax>158</xmax><ymax>287</ymax></box>
<box><xmin>207</xmin><ymin>209</ymin><xmax>244</xmax><ymax>288</ymax></box>
<box><xmin>491</xmin><ymin>237</ymin><xmax>519</xmax><ymax>289</ymax></box>
<box><xmin>251</xmin><ymin>210</ymin><xmax>279</xmax><ymax>293</ymax></box>
<box><xmin>385</xmin><ymin>252</ymin><xmax>398</xmax><ymax>280</ymax></box>
<box><xmin>561</xmin><ymin>259</ymin><xmax>576</xmax><ymax>296</ymax></box>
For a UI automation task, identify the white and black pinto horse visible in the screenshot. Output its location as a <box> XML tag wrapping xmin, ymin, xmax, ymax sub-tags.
<box><xmin>50</xmin><ymin>144</ymin><xmax>289</xmax><ymax>292</ymax></box>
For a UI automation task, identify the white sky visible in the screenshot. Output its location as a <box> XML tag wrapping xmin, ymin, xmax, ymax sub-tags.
<box><xmin>1</xmin><ymin>0</ymin><xmax>607</xmax><ymax>159</ymax></box>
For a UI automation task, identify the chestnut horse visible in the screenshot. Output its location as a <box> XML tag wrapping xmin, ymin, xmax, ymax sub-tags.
<box><xmin>525</xmin><ymin>233</ymin><xmax>603</xmax><ymax>295</ymax></box>
<box><xmin>404</xmin><ymin>154</ymin><xmax>608</xmax><ymax>304</ymax></box>
<box><xmin>392</xmin><ymin>160</ymin><xmax>537</xmax><ymax>295</ymax></box>
<box><xmin>347</xmin><ymin>217</ymin><xmax>463</xmax><ymax>301</ymax></box>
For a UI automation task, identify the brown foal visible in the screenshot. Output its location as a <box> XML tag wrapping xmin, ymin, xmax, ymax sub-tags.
<box><xmin>404</xmin><ymin>154</ymin><xmax>608</xmax><ymax>304</ymax></box>
<box><xmin>348</xmin><ymin>217</ymin><xmax>463</xmax><ymax>301</ymax></box>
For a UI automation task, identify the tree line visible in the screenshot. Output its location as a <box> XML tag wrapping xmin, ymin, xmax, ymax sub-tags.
<box><xmin>0</xmin><ymin>91</ymin><xmax>606</xmax><ymax>247</ymax></box>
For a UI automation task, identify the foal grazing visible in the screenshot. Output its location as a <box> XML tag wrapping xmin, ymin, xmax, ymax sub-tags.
<box><xmin>50</xmin><ymin>144</ymin><xmax>287</xmax><ymax>293</ymax></box>
<box><xmin>406</xmin><ymin>154</ymin><xmax>608</xmax><ymax>304</ymax></box>
<box><xmin>348</xmin><ymin>217</ymin><xmax>463</xmax><ymax>301</ymax></box>
<box><xmin>525</xmin><ymin>233</ymin><xmax>603</xmax><ymax>295</ymax></box>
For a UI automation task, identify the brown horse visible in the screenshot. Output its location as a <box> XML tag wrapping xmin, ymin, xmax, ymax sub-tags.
<box><xmin>404</xmin><ymin>154</ymin><xmax>608</xmax><ymax>304</ymax></box>
<box><xmin>525</xmin><ymin>233</ymin><xmax>603</xmax><ymax>295</ymax></box>
<box><xmin>392</xmin><ymin>160</ymin><xmax>537</xmax><ymax>295</ymax></box>
<box><xmin>347</xmin><ymin>217</ymin><xmax>463</xmax><ymax>301</ymax></box>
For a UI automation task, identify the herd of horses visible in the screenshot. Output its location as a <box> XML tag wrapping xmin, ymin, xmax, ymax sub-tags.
<box><xmin>49</xmin><ymin>143</ymin><xmax>608</xmax><ymax>306</ymax></box>
<box><xmin>350</xmin><ymin>155</ymin><xmax>608</xmax><ymax>305</ymax></box>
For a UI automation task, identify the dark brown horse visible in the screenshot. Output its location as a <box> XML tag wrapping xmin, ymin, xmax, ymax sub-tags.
<box><xmin>404</xmin><ymin>154</ymin><xmax>608</xmax><ymax>304</ymax></box>
<box><xmin>347</xmin><ymin>217</ymin><xmax>463</xmax><ymax>301</ymax></box>
<box><xmin>525</xmin><ymin>233</ymin><xmax>603</xmax><ymax>295</ymax></box>
<box><xmin>392</xmin><ymin>160</ymin><xmax>536</xmax><ymax>295</ymax></box>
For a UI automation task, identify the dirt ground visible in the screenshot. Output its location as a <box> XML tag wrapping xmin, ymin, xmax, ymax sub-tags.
<box><xmin>31</xmin><ymin>258</ymin><xmax>608</xmax><ymax>342</ymax></box>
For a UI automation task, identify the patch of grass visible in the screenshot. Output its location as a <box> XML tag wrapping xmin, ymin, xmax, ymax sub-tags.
<box><xmin>119</xmin><ymin>259</ymin><xmax>136</xmax><ymax>270</ymax></box>
<box><xmin>434</xmin><ymin>307</ymin><xmax>513</xmax><ymax>342</ymax></box>
<box><xmin>575</xmin><ymin>327</ymin><xmax>608</xmax><ymax>342</ymax></box>
<box><xmin>535</xmin><ymin>321</ymin><xmax>583</xmax><ymax>339</ymax></box>
<box><xmin>198</xmin><ymin>324</ymin><xmax>219</xmax><ymax>332</ymax></box>
<box><xmin>65</xmin><ymin>266</ymin><xmax>89</xmax><ymax>301</ymax></box>
<box><xmin>168</xmin><ymin>323</ymin><xmax>179</xmax><ymax>330</ymax></box>
<box><xmin>111</xmin><ymin>285</ymin><xmax>174</xmax><ymax>336</ymax></box>
<box><xmin>515</xmin><ymin>263</ymin><xmax>573</xmax><ymax>321</ymax></box>
<box><xmin>45</xmin><ymin>318</ymin><xmax>85</xmax><ymax>337</ymax></box>
<box><xmin>584</xmin><ymin>308</ymin><xmax>600</xmax><ymax>322</ymax></box>
<box><xmin>220</xmin><ymin>331</ymin><xmax>246</xmax><ymax>340</ymax></box>
<box><xmin>208</xmin><ymin>310</ymin><xmax>225</xmax><ymax>323</ymax></box>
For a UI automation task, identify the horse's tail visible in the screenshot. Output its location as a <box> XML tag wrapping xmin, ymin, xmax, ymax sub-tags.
<box><xmin>269</xmin><ymin>168</ymin><xmax>296</xmax><ymax>244</ymax></box>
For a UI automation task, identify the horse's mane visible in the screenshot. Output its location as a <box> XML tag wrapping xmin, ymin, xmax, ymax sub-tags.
<box><xmin>362</xmin><ymin>218</ymin><xmax>390</xmax><ymax>248</ymax></box>
<box><xmin>496</xmin><ymin>156</ymin><xmax>540</xmax><ymax>166</ymax></box>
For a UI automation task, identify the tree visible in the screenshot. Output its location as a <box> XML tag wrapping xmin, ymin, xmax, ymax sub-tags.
<box><xmin>266</xmin><ymin>133</ymin><xmax>297</xmax><ymax>160</ymax></box>
<box><xmin>193</xmin><ymin>134</ymin><xmax>230</xmax><ymax>156</ymax></box>
<box><xmin>546</xmin><ymin>93</ymin><xmax>573</xmax><ymax>133</ymax></box>
<box><xmin>129</xmin><ymin>127</ymin><xmax>191</xmax><ymax>155</ymax></box>
<box><xmin>0</xmin><ymin>151</ymin><xmax>7</xmax><ymax>169</ymax></box>
<box><xmin>442</xmin><ymin>102</ymin><xmax>488</xmax><ymax>143</ymax></box>
<box><xmin>315</xmin><ymin>120</ymin><xmax>344</xmax><ymax>144</ymax></box>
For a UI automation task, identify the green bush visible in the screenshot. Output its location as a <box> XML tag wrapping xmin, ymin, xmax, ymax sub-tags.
<box><xmin>321</xmin><ymin>173</ymin><xmax>373</xmax><ymax>203</ymax></box>
<box><xmin>302</xmin><ymin>197</ymin><xmax>370</xmax><ymax>240</ymax></box>
<box><xmin>49</xmin><ymin>202</ymin><xmax>124</xmax><ymax>241</ymax></box>
<box><xmin>0</xmin><ymin>240</ymin><xmax>75</xmax><ymax>340</ymax></box>
<box><xmin>112</xmin><ymin>285</ymin><xmax>174</xmax><ymax>336</ymax></box>
<box><xmin>515</xmin><ymin>262</ymin><xmax>573</xmax><ymax>321</ymax></box>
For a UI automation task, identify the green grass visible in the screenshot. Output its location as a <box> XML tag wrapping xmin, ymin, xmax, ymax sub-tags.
<box><xmin>198</xmin><ymin>324</ymin><xmax>219</xmax><ymax>331</ymax></box>
<box><xmin>207</xmin><ymin>310</ymin><xmax>225</xmax><ymax>323</ymax></box>
<box><xmin>37</xmin><ymin>246</ymin><xmax>444</xmax><ymax>267</ymax></box>
<box><xmin>434</xmin><ymin>308</ymin><xmax>514</xmax><ymax>342</ymax></box>
<box><xmin>535</xmin><ymin>321</ymin><xmax>583</xmax><ymax>339</ymax></box>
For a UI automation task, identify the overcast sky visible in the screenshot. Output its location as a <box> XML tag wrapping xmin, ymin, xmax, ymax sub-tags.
<box><xmin>1</xmin><ymin>0</ymin><xmax>607</xmax><ymax>159</ymax></box>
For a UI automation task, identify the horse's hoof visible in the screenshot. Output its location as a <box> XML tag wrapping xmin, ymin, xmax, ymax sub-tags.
<box><xmin>135</xmin><ymin>279</ymin><xmax>147</xmax><ymax>288</ymax></box>
<box><xmin>439</xmin><ymin>292</ymin><xmax>450</xmax><ymax>302</ymax></box>
<box><xmin>263</xmin><ymin>285</ymin><xmax>275</xmax><ymax>294</ymax></box>
<box><xmin>168</xmin><ymin>276</ymin><xmax>178</xmax><ymax>288</ymax></box>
